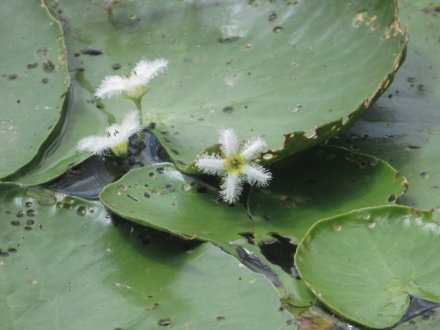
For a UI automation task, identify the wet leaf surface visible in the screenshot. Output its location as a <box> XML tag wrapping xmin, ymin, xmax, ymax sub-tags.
<box><xmin>0</xmin><ymin>183</ymin><xmax>294</xmax><ymax>329</ymax></box>
<box><xmin>39</xmin><ymin>0</ymin><xmax>406</xmax><ymax>173</ymax></box>
<box><xmin>0</xmin><ymin>0</ymin><xmax>69</xmax><ymax>178</ymax></box>
<box><xmin>99</xmin><ymin>146</ymin><xmax>406</xmax><ymax>306</ymax></box>
<box><xmin>333</xmin><ymin>0</ymin><xmax>440</xmax><ymax>211</ymax></box>
<box><xmin>295</xmin><ymin>206</ymin><xmax>440</xmax><ymax>329</ymax></box>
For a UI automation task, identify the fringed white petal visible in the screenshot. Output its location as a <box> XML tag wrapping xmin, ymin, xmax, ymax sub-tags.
<box><xmin>219</xmin><ymin>128</ymin><xmax>238</xmax><ymax>156</ymax></box>
<box><xmin>77</xmin><ymin>135</ymin><xmax>113</xmax><ymax>155</ymax></box>
<box><xmin>95</xmin><ymin>75</ymin><xmax>128</xmax><ymax>99</ymax></box>
<box><xmin>95</xmin><ymin>58</ymin><xmax>168</xmax><ymax>99</ymax></box>
<box><xmin>242</xmin><ymin>164</ymin><xmax>272</xmax><ymax>187</ymax></box>
<box><xmin>220</xmin><ymin>173</ymin><xmax>243</xmax><ymax>204</ymax></box>
<box><xmin>119</xmin><ymin>110</ymin><xmax>140</xmax><ymax>137</ymax></box>
<box><xmin>241</xmin><ymin>136</ymin><xmax>267</xmax><ymax>160</ymax></box>
<box><xmin>77</xmin><ymin>111</ymin><xmax>140</xmax><ymax>155</ymax></box>
<box><xmin>195</xmin><ymin>154</ymin><xmax>225</xmax><ymax>175</ymax></box>
<box><xmin>131</xmin><ymin>58</ymin><xmax>168</xmax><ymax>87</ymax></box>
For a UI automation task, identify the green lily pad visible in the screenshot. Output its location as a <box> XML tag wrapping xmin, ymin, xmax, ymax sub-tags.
<box><xmin>0</xmin><ymin>184</ymin><xmax>295</xmax><ymax>329</ymax></box>
<box><xmin>100</xmin><ymin>146</ymin><xmax>406</xmax><ymax>243</ymax></box>
<box><xmin>42</xmin><ymin>0</ymin><xmax>405</xmax><ymax>172</ymax></box>
<box><xmin>334</xmin><ymin>0</ymin><xmax>440</xmax><ymax>210</ymax></box>
<box><xmin>0</xmin><ymin>0</ymin><xmax>69</xmax><ymax>179</ymax></box>
<box><xmin>99</xmin><ymin>146</ymin><xmax>405</xmax><ymax>306</ymax></box>
<box><xmin>295</xmin><ymin>206</ymin><xmax>440</xmax><ymax>329</ymax></box>
<box><xmin>248</xmin><ymin>145</ymin><xmax>407</xmax><ymax>242</ymax></box>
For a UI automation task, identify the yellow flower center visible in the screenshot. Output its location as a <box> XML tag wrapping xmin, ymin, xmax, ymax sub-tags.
<box><xmin>126</xmin><ymin>85</ymin><xmax>146</xmax><ymax>98</ymax></box>
<box><xmin>224</xmin><ymin>153</ymin><xmax>246</xmax><ymax>174</ymax></box>
<box><xmin>111</xmin><ymin>140</ymin><xmax>129</xmax><ymax>158</ymax></box>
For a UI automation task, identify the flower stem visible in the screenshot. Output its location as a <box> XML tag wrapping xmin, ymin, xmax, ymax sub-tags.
<box><xmin>132</xmin><ymin>97</ymin><xmax>143</xmax><ymax>154</ymax></box>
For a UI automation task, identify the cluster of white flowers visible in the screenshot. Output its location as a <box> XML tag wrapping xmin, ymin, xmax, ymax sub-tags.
<box><xmin>78</xmin><ymin>57</ymin><xmax>272</xmax><ymax>204</ymax></box>
<box><xmin>78</xmin><ymin>58</ymin><xmax>168</xmax><ymax>157</ymax></box>
<box><xmin>196</xmin><ymin>128</ymin><xmax>271</xmax><ymax>204</ymax></box>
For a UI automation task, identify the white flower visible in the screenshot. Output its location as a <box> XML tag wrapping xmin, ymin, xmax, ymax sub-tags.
<box><xmin>195</xmin><ymin>128</ymin><xmax>272</xmax><ymax>204</ymax></box>
<box><xmin>77</xmin><ymin>111</ymin><xmax>140</xmax><ymax>157</ymax></box>
<box><xmin>95</xmin><ymin>58</ymin><xmax>168</xmax><ymax>99</ymax></box>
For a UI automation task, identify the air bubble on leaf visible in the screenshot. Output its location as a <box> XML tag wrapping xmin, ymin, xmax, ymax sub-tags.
<box><xmin>76</xmin><ymin>206</ymin><xmax>87</xmax><ymax>216</ymax></box>
<box><xmin>273</xmin><ymin>26</ymin><xmax>284</xmax><ymax>33</ymax></box>
<box><xmin>388</xmin><ymin>194</ymin><xmax>396</xmax><ymax>202</ymax></box>
<box><xmin>10</xmin><ymin>220</ymin><xmax>20</xmax><ymax>226</ymax></box>
<box><xmin>268</xmin><ymin>12</ymin><xmax>277</xmax><ymax>21</ymax></box>
<box><xmin>181</xmin><ymin>184</ymin><xmax>191</xmax><ymax>192</ymax></box>
<box><xmin>26</xmin><ymin>209</ymin><xmax>36</xmax><ymax>217</ymax></box>
<box><xmin>332</xmin><ymin>222</ymin><xmax>342</xmax><ymax>232</ymax></box>
<box><xmin>367</xmin><ymin>221</ymin><xmax>376</xmax><ymax>229</ymax></box>
<box><xmin>158</xmin><ymin>318</ymin><xmax>172</xmax><ymax>327</ymax></box>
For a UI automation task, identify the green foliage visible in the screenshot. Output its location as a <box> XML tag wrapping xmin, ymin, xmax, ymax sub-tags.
<box><xmin>335</xmin><ymin>0</ymin><xmax>440</xmax><ymax>210</ymax></box>
<box><xmin>0</xmin><ymin>183</ymin><xmax>294</xmax><ymax>329</ymax></box>
<box><xmin>99</xmin><ymin>146</ymin><xmax>405</xmax><ymax>306</ymax></box>
<box><xmin>100</xmin><ymin>146</ymin><xmax>405</xmax><ymax>244</ymax></box>
<box><xmin>295</xmin><ymin>206</ymin><xmax>440</xmax><ymax>329</ymax></box>
<box><xmin>11</xmin><ymin>0</ymin><xmax>406</xmax><ymax>185</ymax></box>
<box><xmin>0</xmin><ymin>0</ymin><xmax>69</xmax><ymax>179</ymax></box>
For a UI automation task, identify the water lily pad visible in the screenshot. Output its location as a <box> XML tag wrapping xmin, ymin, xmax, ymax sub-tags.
<box><xmin>334</xmin><ymin>0</ymin><xmax>440</xmax><ymax>210</ymax></box>
<box><xmin>0</xmin><ymin>183</ymin><xmax>294</xmax><ymax>329</ymax></box>
<box><xmin>99</xmin><ymin>146</ymin><xmax>405</xmax><ymax>306</ymax></box>
<box><xmin>295</xmin><ymin>206</ymin><xmax>440</xmax><ymax>329</ymax></box>
<box><xmin>0</xmin><ymin>0</ymin><xmax>69</xmax><ymax>178</ymax></box>
<box><xmin>42</xmin><ymin>0</ymin><xmax>405</xmax><ymax>172</ymax></box>
<box><xmin>248</xmin><ymin>146</ymin><xmax>407</xmax><ymax>241</ymax></box>
<box><xmin>100</xmin><ymin>146</ymin><xmax>406</xmax><ymax>243</ymax></box>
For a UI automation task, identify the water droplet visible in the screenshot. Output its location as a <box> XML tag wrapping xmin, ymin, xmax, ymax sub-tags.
<box><xmin>77</xmin><ymin>206</ymin><xmax>87</xmax><ymax>216</ymax></box>
<box><xmin>268</xmin><ymin>12</ymin><xmax>277</xmax><ymax>21</ymax></box>
<box><xmin>158</xmin><ymin>318</ymin><xmax>171</xmax><ymax>326</ymax></box>
<box><xmin>26</xmin><ymin>209</ymin><xmax>36</xmax><ymax>217</ymax></box>
<box><xmin>16</xmin><ymin>210</ymin><xmax>25</xmax><ymax>218</ymax></box>
<box><xmin>8</xmin><ymin>248</ymin><xmax>17</xmax><ymax>253</ymax></box>
<box><xmin>26</xmin><ymin>219</ymin><xmax>35</xmax><ymax>226</ymax></box>
<box><xmin>273</xmin><ymin>26</ymin><xmax>284</xmax><ymax>33</ymax></box>
<box><xmin>367</xmin><ymin>221</ymin><xmax>376</xmax><ymax>229</ymax></box>
<box><xmin>263</xmin><ymin>153</ymin><xmax>274</xmax><ymax>160</ymax></box>
<box><xmin>10</xmin><ymin>220</ymin><xmax>20</xmax><ymax>226</ymax></box>
<box><xmin>388</xmin><ymin>194</ymin><xmax>396</xmax><ymax>202</ymax></box>
<box><xmin>144</xmin><ymin>192</ymin><xmax>151</xmax><ymax>198</ymax></box>
<box><xmin>42</xmin><ymin>60</ymin><xmax>55</xmax><ymax>73</ymax></box>
<box><xmin>24</xmin><ymin>226</ymin><xmax>32</xmax><ymax>231</ymax></box>
<box><xmin>332</xmin><ymin>222</ymin><xmax>342</xmax><ymax>232</ymax></box>
<box><xmin>362</xmin><ymin>213</ymin><xmax>371</xmax><ymax>220</ymax></box>
<box><xmin>25</xmin><ymin>201</ymin><xmax>33</xmax><ymax>208</ymax></box>
<box><xmin>181</xmin><ymin>184</ymin><xmax>191</xmax><ymax>192</ymax></box>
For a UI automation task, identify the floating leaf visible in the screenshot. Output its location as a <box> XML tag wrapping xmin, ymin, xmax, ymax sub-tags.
<box><xmin>100</xmin><ymin>146</ymin><xmax>406</xmax><ymax>244</ymax></box>
<box><xmin>0</xmin><ymin>0</ymin><xmax>69</xmax><ymax>178</ymax></box>
<box><xmin>248</xmin><ymin>146</ymin><xmax>407</xmax><ymax>242</ymax></box>
<box><xmin>334</xmin><ymin>0</ymin><xmax>440</xmax><ymax>210</ymax></box>
<box><xmin>0</xmin><ymin>183</ymin><xmax>294</xmax><ymax>329</ymax></box>
<box><xmin>40</xmin><ymin>0</ymin><xmax>405</xmax><ymax>173</ymax></box>
<box><xmin>295</xmin><ymin>206</ymin><xmax>440</xmax><ymax>329</ymax></box>
<box><xmin>100</xmin><ymin>146</ymin><xmax>405</xmax><ymax>306</ymax></box>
